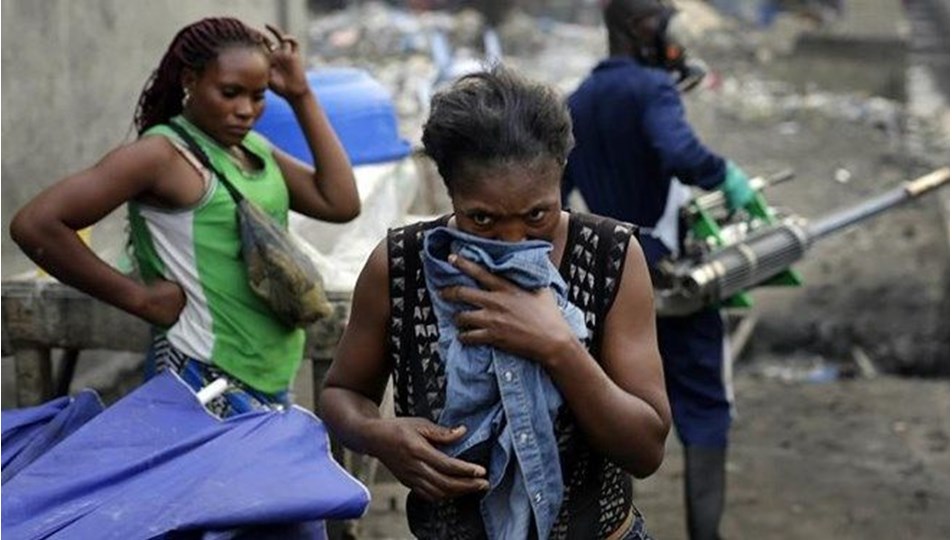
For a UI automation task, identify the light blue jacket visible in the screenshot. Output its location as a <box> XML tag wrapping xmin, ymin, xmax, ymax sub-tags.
<box><xmin>422</xmin><ymin>227</ymin><xmax>589</xmax><ymax>540</ymax></box>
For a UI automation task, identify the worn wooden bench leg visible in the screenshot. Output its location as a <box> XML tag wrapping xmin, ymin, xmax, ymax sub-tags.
<box><xmin>56</xmin><ymin>348</ymin><xmax>81</xmax><ymax>397</ymax></box>
<box><xmin>14</xmin><ymin>343</ymin><xmax>53</xmax><ymax>407</ymax></box>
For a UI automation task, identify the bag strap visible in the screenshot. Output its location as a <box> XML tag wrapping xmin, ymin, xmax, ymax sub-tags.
<box><xmin>165</xmin><ymin>121</ymin><xmax>245</xmax><ymax>203</ymax></box>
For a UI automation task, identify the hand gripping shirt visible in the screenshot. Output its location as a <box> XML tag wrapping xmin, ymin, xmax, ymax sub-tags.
<box><xmin>128</xmin><ymin>116</ymin><xmax>305</xmax><ymax>393</ymax></box>
<box><xmin>422</xmin><ymin>227</ymin><xmax>589</xmax><ymax>540</ymax></box>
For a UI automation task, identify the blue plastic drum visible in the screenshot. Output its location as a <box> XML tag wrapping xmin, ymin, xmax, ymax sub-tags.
<box><xmin>256</xmin><ymin>67</ymin><xmax>411</xmax><ymax>166</ymax></box>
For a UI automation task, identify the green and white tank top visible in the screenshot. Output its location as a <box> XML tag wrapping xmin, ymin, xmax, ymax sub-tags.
<box><xmin>128</xmin><ymin>116</ymin><xmax>304</xmax><ymax>393</ymax></box>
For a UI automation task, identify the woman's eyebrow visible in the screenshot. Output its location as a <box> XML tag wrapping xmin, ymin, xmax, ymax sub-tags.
<box><xmin>463</xmin><ymin>208</ymin><xmax>499</xmax><ymax>217</ymax></box>
<box><xmin>218</xmin><ymin>81</ymin><xmax>268</xmax><ymax>91</ymax></box>
<box><xmin>520</xmin><ymin>201</ymin><xmax>557</xmax><ymax>213</ymax></box>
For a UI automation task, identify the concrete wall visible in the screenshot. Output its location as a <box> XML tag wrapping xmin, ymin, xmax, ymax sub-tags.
<box><xmin>1</xmin><ymin>0</ymin><xmax>309</xmax><ymax>277</ymax></box>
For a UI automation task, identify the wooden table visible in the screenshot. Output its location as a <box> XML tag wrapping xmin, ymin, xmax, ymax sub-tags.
<box><xmin>1</xmin><ymin>277</ymin><xmax>350</xmax><ymax>408</ymax></box>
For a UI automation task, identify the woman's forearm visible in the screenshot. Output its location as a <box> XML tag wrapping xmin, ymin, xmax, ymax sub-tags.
<box><xmin>10</xmin><ymin>213</ymin><xmax>152</xmax><ymax>319</ymax></box>
<box><xmin>545</xmin><ymin>339</ymin><xmax>669</xmax><ymax>477</ymax></box>
<box><xmin>318</xmin><ymin>386</ymin><xmax>386</xmax><ymax>455</ymax></box>
<box><xmin>287</xmin><ymin>91</ymin><xmax>360</xmax><ymax>221</ymax></box>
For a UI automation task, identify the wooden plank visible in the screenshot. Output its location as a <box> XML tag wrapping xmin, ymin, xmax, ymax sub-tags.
<box><xmin>2</xmin><ymin>279</ymin><xmax>150</xmax><ymax>352</ymax></box>
<box><xmin>14</xmin><ymin>345</ymin><xmax>52</xmax><ymax>406</ymax></box>
<box><xmin>2</xmin><ymin>279</ymin><xmax>351</xmax><ymax>356</ymax></box>
<box><xmin>2</xmin><ymin>278</ymin><xmax>351</xmax><ymax>408</ymax></box>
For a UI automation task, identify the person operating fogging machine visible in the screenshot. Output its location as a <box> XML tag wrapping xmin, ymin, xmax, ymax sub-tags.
<box><xmin>562</xmin><ymin>1</ymin><xmax>756</xmax><ymax>539</ymax></box>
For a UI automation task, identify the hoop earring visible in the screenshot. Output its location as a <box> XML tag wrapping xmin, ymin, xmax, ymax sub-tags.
<box><xmin>182</xmin><ymin>88</ymin><xmax>192</xmax><ymax>109</ymax></box>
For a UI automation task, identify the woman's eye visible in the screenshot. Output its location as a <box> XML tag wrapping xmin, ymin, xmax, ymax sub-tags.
<box><xmin>527</xmin><ymin>210</ymin><xmax>547</xmax><ymax>222</ymax></box>
<box><xmin>471</xmin><ymin>214</ymin><xmax>492</xmax><ymax>226</ymax></box>
<box><xmin>253</xmin><ymin>93</ymin><xmax>266</xmax><ymax>102</ymax></box>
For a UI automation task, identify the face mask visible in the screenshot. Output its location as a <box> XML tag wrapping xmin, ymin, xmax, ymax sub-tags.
<box><xmin>663</xmin><ymin>11</ymin><xmax>708</xmax><ymax>91</ymax></box>
<box><xmin>638</xmin><ymin>7</ymin><xmax>708</xmax><ymax>92</ymax></box>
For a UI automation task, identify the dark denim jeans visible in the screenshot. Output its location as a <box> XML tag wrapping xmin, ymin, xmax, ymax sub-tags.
<box><xmin>422</xmin><ymin>227</ymin><xmax>588</xmax><ymax>540</ymax></box>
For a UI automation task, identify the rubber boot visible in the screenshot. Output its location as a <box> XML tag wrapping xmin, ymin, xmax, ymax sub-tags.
<box><xmin>684</xmin><ymin>446</ymin><xmax>727</xmax><ymax>540</ymax></box>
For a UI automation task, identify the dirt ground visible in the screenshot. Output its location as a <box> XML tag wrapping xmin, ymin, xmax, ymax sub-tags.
<box><xmin>639</xmin><ymin>375</ymin><xmax>949</xmax><ymax>539</ymax></box>
<box><xmin>346</xmin><ymin>374</ymin><xmax>948</xmax><ymax>540</ymax></box>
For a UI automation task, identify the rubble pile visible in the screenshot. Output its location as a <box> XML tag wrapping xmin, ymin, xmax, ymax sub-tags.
<box><xmin>305</xmin><ymin>1</ymin><xmax>924</xmax><ymax>151</ymax></box>
<box><xmin>307</xmin><ymin>3</ymin><xmax>545</xmax><ymax>128</ymax></box>
<box><xmin>698</xmin><ymin>75</ymin><xmax>905</xmax><ymax>134</ymax></box>
<box><xmin>302</xmin><ymin>0</ymin><xmax>948</xmax><ymax>376</ymax></box>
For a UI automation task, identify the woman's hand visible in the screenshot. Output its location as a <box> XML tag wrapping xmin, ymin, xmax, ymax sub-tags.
<box><xmin>140</xmin><ymin>279</ymin><xmax>186</xmax><ymax>327</ymax></box>
<box><xmin>368</xmin><ymin>417</ymin><xmax>490</xmax><ymax>502</ymax></box>
<box><xmin>265</xmin><ymin>24</ymin><xmax>360</xmax><ymax>223</ymax></box>
<box><xmin>438</xmin><ymin>255</ymin><xmax>579</xmax><ymax>366</ymax></box>
<box><xmin>264</xmin><ymin>24</ymin><xmax>310</xmax><ymax>101</ymax></box>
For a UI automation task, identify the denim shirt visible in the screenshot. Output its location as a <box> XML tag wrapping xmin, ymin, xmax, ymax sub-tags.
<box><xmin>422</xmin><ymin>227</ymin><xmax>589</xmax><ymax>540</ymax></box>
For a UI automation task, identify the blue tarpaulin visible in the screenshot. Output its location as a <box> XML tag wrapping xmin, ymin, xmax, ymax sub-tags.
<box><xmin>2</xmin><ymin>389</ymin><xmax>105</xmax><ymax>484</ymax></box>
<box><xmin>1</xmin><ymin>372</ymin><xmax>369</xmax><ymax>539</ymax></box>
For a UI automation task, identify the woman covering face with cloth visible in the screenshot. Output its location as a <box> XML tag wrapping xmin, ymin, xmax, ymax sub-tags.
<box><xmin>320</xmin><ymin>66</ymin><xmax>671</xmax><ymax>539</ymax></box>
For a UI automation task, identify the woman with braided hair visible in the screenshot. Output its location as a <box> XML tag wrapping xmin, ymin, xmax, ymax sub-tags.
<box><xmin>11</xmin><ymin>17</ymin><xmax>360</xmax><ymax>415</ymax></box>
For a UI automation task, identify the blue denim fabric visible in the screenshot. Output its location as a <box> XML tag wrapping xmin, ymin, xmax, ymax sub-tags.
<box><xmin>619</xmin><ymin>507</ymin><xmax>653</xmax><ymax>540</ymax></box>
<box><xmin>422</xmin><ymin>227</ymin><xmax>589</xmax><ymax>540</ymax></box>
<box><xmin>146</xmin><ymin>334</ymin><xmax>291</xmax><ymax>419</ymax></box>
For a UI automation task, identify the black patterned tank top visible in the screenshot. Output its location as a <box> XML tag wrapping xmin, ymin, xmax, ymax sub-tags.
<box><xmin>387</xmin><ymin>212</ymin><xmax>638</xmax><ymax>539</ymax></box>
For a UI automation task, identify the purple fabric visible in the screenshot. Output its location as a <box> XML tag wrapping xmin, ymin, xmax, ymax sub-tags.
<box><xmin>2</xmin><ymin>389</ymin><xmax>105</xmax><ymax>483</ymax></box>
<box><xmin>2</xmin><ymin>396</ymin><xmax>72</xmax><ymax>469</ymax></box>
<box><xmin>2</xmin><ymin>372</ymin><xmax>369</xmax><ymax>539</ymax></box>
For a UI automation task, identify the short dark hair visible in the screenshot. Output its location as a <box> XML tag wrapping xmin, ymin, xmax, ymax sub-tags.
<box><xmin>421</xmin><ymin>65</ymin><xmax>574</xmax><ymax>193</ymax></box>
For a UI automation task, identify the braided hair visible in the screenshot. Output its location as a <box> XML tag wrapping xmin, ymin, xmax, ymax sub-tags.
<box><xmin>134</xmin><ymin>17</ymin><xmax>270</xmax><ymax>135</ymax></box>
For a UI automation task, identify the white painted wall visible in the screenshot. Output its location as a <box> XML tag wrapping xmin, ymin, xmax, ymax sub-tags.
<box><xmin>2</xmin><ymin>0</ymin><xmax>309</xmax><ymax>276</ymax></box>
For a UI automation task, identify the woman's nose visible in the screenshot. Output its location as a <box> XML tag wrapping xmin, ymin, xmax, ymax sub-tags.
<box><xmin>235</xmin><ymin>97</ymin><xmax>254</xmax><ymax>118</ymax></box>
